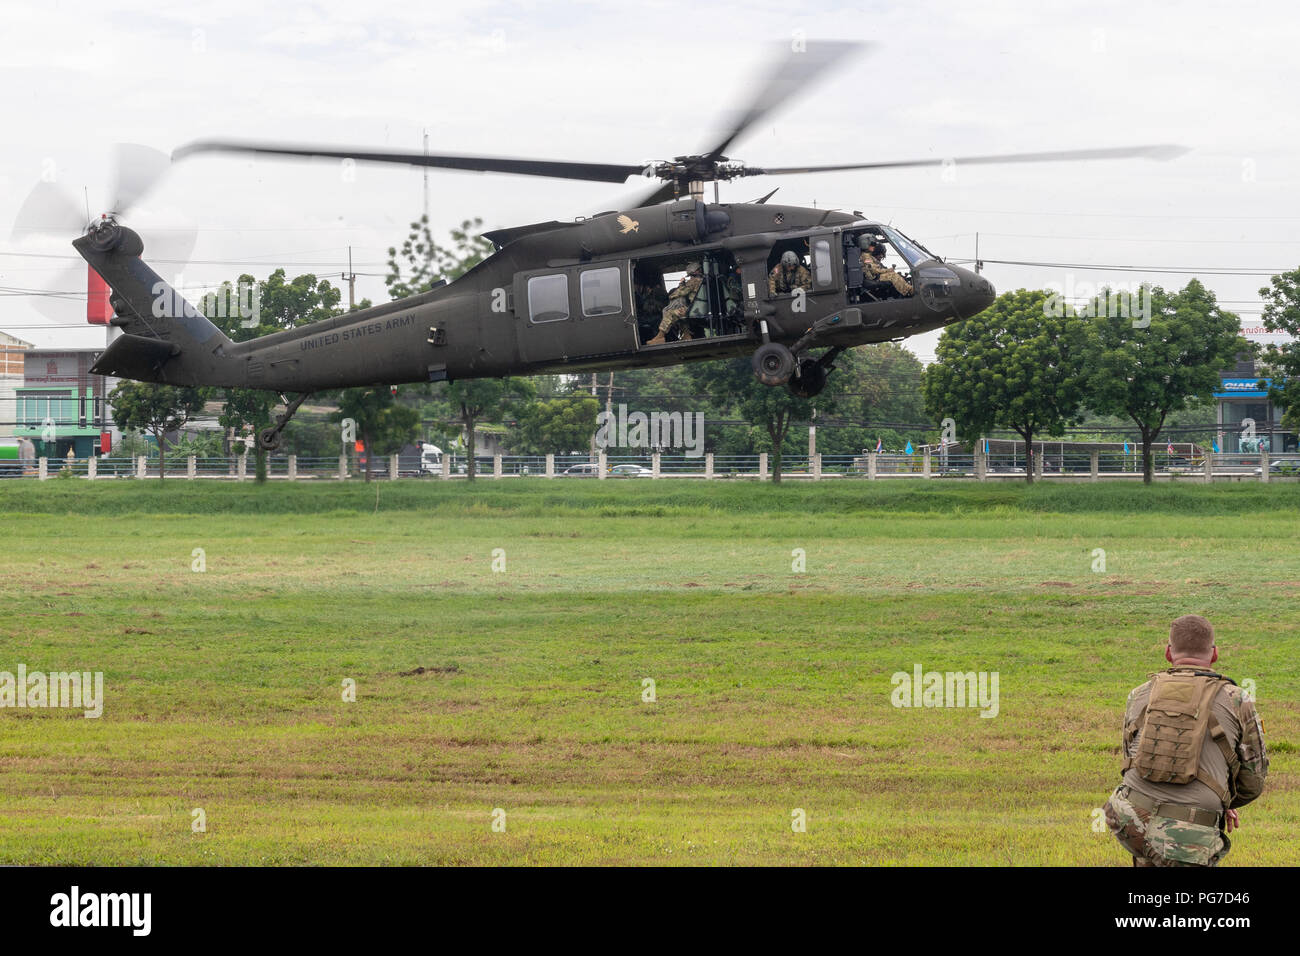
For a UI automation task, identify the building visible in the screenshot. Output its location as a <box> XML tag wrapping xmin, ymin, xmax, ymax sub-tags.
<box><xmin>0</xmin><ymin>331</ymin><xmax>33</xmax><ymax>440</ymax></box>
<box><xmin>1214</xmin><ymin>356</ymin><xmax>1293</xmax><ymax>454</ymax></box>
<box><xmin>12</xmin><ymin>348</ymin><xmax>114</xmax><ymax>458</ymax></box>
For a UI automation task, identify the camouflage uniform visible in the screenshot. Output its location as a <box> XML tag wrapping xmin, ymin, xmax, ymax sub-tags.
<box><xmin>635</xmin><ymin>282</ymin><xmax>668</xmax><ymax>321</ymax></box>
<box><xmin>649</xmin><ymin>266</ymin><xmax>704</xmax><ymax>344</ymax></box>
<box><xmin>1104</xmin><ymin>668</ymin><xmax>1268</xmax><ymax>866</ymax></box>
<box><xmin>768</xmin><ymin>263</ymin><xmax>812</xmax><ymax>296</ymax></box>
<box><xmin>722</xmin><ymin>273</ymin><xmax>743</xmax><ymax>317</ymax></box>
<box><xmin>860</xmin><ymin>250</ymin><xmax>913</xmax><ymax>296</ymax></box>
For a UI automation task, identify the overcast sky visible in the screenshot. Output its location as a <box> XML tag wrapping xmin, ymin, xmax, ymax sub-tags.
<box><xmin>2</xmin><ymin>0</ymin><xmax>1297</xmax><ymax>361</ymax></box>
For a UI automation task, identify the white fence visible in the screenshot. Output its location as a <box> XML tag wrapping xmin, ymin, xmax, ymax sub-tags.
<box><xmin>4</xmin><ymin>449</ymin><xmax>1297</xmax><ymax>482</ymax></box>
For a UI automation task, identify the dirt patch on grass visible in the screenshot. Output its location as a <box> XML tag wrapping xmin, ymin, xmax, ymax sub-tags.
<box><xmin>399</xmin><ymin>665</ymin><xmax>461</xmax><ymax>677</ymax></box>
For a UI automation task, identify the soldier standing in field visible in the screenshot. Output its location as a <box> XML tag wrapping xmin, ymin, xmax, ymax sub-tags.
<box><xmin>859</xmin><ymin>236</ymin><xmax>913</xmax><ymax>296</ymax></box>
<box><xmin>768</xmin><ymin>250</ymin><xmax>812</xmax><ymax>296</ymax></box>
<box><xmin>647</xmin><ymin>261</ymin><xmax>704</xmax><ymax>345</ymax></box>
<box><xmin>1104</xmin><ymin>614</ymin><xmax>1268</xmax><ymax>866</ymax></box>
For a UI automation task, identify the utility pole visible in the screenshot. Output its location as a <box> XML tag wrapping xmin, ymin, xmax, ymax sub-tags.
<box><xmin>423</xmin><ymin>129</ymin><xmax>430</xmax><ymax>226</ymax></box>
<box><xmin>344</xmin><ymin>246</ymin><xmax>357</xmax><ymax>310</ymax></box>
<box><xmin>975</xmin><ymin>232</ymin><xmax>982</xmax><ymax>274</ymax></box>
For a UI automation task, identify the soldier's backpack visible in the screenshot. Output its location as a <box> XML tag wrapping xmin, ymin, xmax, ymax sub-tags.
<box><xmin>1123</xmin><ymin>669</ymin><xmax>1241</xmax><ymax>806</ymax></box>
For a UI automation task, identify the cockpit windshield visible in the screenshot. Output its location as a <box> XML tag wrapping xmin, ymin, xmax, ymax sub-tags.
<box><xmin>881</xmin><ymin>226</ymin><xmax>939</xmax><ymax>268</ymax></box>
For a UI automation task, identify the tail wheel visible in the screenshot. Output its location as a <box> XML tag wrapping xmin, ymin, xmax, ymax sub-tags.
<box><xmin>752</xmin><ymin>343</ymin><xmax>795</xmax><ymax>386</ymax></box>
<box><xmin>787</xmin><ymin>359</ymin><xmax>828</xmax><ymax>399</ymax></box>
<box><xmin>257</xmin><ymin>427</ymin><xmax>282</xmax><ymax>452</ymax></box>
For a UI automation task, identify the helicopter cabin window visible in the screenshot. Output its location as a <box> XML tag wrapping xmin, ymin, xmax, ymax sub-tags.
<box><xmin>580</xmin><ymin>267</ymin><xmax>622</xmax><ymax>317</ymax></box>
<box><xmin>811</xmin><ymin>238</ymin><xmax>834</xmax><ymax>289</ymax></box>
<box><xmin>528</xmin><ymin>274</ymin><xmax>569</xmax><ymax>323</ymax></box>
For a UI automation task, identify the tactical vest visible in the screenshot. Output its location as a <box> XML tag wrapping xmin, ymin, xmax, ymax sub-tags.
<box><xmin>1122</xmin><ymin>669</ymin><xmax>1241</xmax><ymax>806</ymax></box>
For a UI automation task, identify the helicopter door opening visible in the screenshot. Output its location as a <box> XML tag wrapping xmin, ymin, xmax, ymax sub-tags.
<box><xmin>632</xmin><ymin>250</ymin><xmax>746</xmax><ymax>347</ymax></box>
<box><xmin>764</xmin><ymin>232</ymin><xmax>839</xmax><ymax>307</ymax></box>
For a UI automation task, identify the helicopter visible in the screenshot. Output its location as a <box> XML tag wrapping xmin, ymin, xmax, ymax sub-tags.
<box><xmin>77</xmin><ymin>41</ymin><xmax>1185</xmax><ymax>451</ymax></box>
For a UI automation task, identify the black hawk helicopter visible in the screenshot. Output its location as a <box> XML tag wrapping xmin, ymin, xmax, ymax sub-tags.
<box><xmin>77</xmin><ymin>41</ymin><xmax>1184</xmax><ymax>450</ymax></box>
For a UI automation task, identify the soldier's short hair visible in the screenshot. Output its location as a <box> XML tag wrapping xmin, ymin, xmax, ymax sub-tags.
<box><xmin>1169</xmin><ymin>614</ymin><xmax>1215</xmax><ymax>657</ymax></box>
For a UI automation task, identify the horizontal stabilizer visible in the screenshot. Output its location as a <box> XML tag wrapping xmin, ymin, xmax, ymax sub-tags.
<box><xmin>91</xmin><ymin>333</ymin><xmax>180</xmax><ymax>383</ymax></box>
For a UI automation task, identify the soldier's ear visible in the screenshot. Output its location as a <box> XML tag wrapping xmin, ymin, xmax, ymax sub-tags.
<box><xmin>1210</xmin><ymin>645</ymin><xmax>1218</xmax><ymax>664</ymax></box>
<box><xmin>1164</xmin><ymin>644</ymin><xmax>1173</xmax><ymax>663</ymax></box>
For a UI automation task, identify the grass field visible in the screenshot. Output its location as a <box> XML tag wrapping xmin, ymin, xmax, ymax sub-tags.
<box><xmin>1</xmin><ymin>480</ymin><xmax>1296</xmax><ymax>865</ymax></box>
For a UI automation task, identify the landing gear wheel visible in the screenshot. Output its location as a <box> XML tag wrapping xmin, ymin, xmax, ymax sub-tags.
<box><xmin>257</xmin><ymin>426</ymin><xmax>283</xmax><ymax>452</ymax></box>
<box><xmin>752</xmin><ymin>342</ymin><xmax>794</xmax><ymax>386</ymax></box>
<box><xmin>787</xmin><ymin>359</ymin><xmax>828</xmax><ymax>398</ymax></box>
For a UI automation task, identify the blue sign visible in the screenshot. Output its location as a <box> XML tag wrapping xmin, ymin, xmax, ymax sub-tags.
<box><xmin>1215</xmin><ymin>377</ymin><xmax>1272</xmax><ymax>399</ymax></box>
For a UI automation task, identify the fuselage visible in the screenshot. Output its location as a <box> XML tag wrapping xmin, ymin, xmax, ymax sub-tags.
<box><xmin>82</xmin><ymin>199</ymin><xmax>996</xmax><ymax>392</ymax></box>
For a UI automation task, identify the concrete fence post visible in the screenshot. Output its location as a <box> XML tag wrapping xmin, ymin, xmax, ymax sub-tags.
<box><xmin>1203</xmin><ymin>452</ymin><xmax>1213</xmax><ymax>483</ymax></box>
<box><xmin>758</xmin><ymin>452</ymin><xmax>768</xmax><ymax>480</ymax></box>
<box><xmin>974</xmin><ymin>446</ymin><xmax>986</xmax><ymax>481</ymax></box>
<box><xmin>441</xmin><ymin>454</ymin><xmax>451</xmax><ymax>480</ymax></box>
<box><xmin>1260</xmin><ymin>450</ymin><xmax>1270</xmax><ymax>483</ymax></box>
<box><xmin>545</xmin><ymin>453</ymin><xmax>555</xmax><ymax>478</ymax></box>
<box><xmin>38</xmin><ymin>457</ymin><xmax>48</xmax><ymax>480</ymax></box>
<box><xmin>1034</xmin><ymin>452</ymin><xmax>1044</xmax><ymax>481</ymax></box>
<box><xmin>492</xmin><ymin>454</ymin><xmax>502</xmax><ymax>479</ymax></box>
<box><xmin>288</xmin><ymin>455</ymin><xmax>298</xmax><ymax>481</ymax></box>
<box><xmin>813</xmin><ymin>453</ymin><xmax>822</xmax><ymax>480</ymax></box>
<box><xmin>1090</xmin><ymin>450</ymin><xmax>1100</xmax><ymax>482</ymax></box>
<box><xmin>87</xmin><ymin>457</ymin><xmax>97</xmax><ymax>480</ymax></box>
<box><xmin>868</xmin><ymin>451</ymin><xmax>877</xmax><ymax>480</ymax></box>
<box><xmin>597</xmin><ymin>451</ymin><xmax>607</xmax><ymax>479</ymax></box>
<box><xmin>338</xmin><ymin>455</ymin><xmax>347</xmax><ymax>480</ymax></box>
<box><xmin>237</xmin><ymin>453</ymin><xmax>247</xmax><ymax>482</ymax></box>
<box><xmin>187</xmin><ymin>455</ymin><xmax>197</xmax><ymax>480</ymax></box>
<box><xmin>651</xmin><ymin>451</ymin><xmax>661</xmax><ymax>479</ymax></box>
<box><xmin>922</xmin><ymin>449</ymin><xmax>932</xmax><ymax>479</ymax></box>
<box><xmin>705</xmin><ymin>452</ymin><xmax>714</xmax><ymax>480</ymax></box>
<box><xmin>137</xmin><ymin>456</ymin><xmax>148</xmax><ymax>480</ymax></box>
<box><xmin>390</xmin><ymin>454</ymin><xmax>400</xmax><ymax>481</ymax></box>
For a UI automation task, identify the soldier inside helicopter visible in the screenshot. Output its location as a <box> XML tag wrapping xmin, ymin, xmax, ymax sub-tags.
<box><xmin>635</xmin><ymin>251</ymin><xmax>746</xmax><ymax>345</ymax></box>
<box><xmin>843</xmin><ymin>229</ymin><xmax>920</xmax><ymax>303</ymax></box>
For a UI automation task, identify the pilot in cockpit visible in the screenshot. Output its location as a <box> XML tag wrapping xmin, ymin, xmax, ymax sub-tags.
<box><xmin>859</xmin><ymin>236</ymin><xmax>913</xmax><ymax>297</ymax></box>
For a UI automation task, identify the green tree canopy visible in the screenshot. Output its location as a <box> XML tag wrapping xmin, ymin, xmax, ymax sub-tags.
<box><xmin>508</xmin><ymin>393</ymin><xmax>600</xmax><ymax>455</ymax></box>
<box><xmin>1259</xmin><ymin>266</ymin><xmax>1300</xmax><ymax>430</ymax></box>
<box><xmin>1087</xmin><ymin>280</ymin><xmax>1245</xmax><ymax>482</ymax></box>
<box><xmin>107</xmin><ymin>381</ymin><xmax>206</xmax><ymax>481</ymax></box>
<box><xmin>925</xmin><ymin>289</ymin><xmax>1088</xmax><ymax>482</ymax></box>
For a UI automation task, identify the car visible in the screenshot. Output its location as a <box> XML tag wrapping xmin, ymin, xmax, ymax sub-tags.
<box><xmin>562</xmin><ymin>462</ymin><xmax>602</xmax><ymax>477</ymax></box>
<box><xmin>609</xmin><ymin>464</ymin><xmax>653</xmax><ymax>478</ymax></box>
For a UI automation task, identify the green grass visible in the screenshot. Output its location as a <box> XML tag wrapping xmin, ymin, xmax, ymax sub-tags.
<box><xmin>0</xmin><ymin>479</ymin><xmax>1296</xmax><ymax>865</ymax></box>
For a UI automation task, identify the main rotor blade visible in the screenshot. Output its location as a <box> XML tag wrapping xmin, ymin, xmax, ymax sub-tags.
<box><xmin>752</xmin><ymin>144</ymin><xmax>1190</xmax><ymax>176</ymax></box>
<box><xmin>701</xmin><ymin>40</ymin><xmax>863</xmax><ymax>162</ymax></box>
<box><xmin>111</xmin><ymin>143</ymin><xmax>174</xmax><ymax>216</ymax></box>
<box><xmin>174</xmin><ymin>139</ymin><xmax>649</xmax><ymax>185</ymax></box>
<box><xmin>9</xmin><ymin>181</ymin><xmax>84</xmax><ymax>239</ymax></box>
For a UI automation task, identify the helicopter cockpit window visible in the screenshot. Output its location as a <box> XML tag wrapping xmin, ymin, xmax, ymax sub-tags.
<box><xmin>811</xmin><ymin>238</ymin><xmax>834</xmax><ymax>289</ymax></box>
<box><xmin>528</xmin><ymin>274</ymin><xmax>569</xmax><ymax>323</ymax></box>
<box><xmin>880</xmin><ymin>227</ymin><xmax>934</xmax><ymax>269</ymax></box>
<box><xmin>580</xmin><ymin>267</ymin><xmax>622</xmax><ymax>317</ymax></box>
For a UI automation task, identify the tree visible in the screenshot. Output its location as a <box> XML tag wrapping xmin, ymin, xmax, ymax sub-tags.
<box><xmin>108</xmin><ymin>381</ymin><xmax>206</xmax><ymax>481</ymax></box>
<box><xmin>1086</xmin><ymin>281</ymin><xmax>1245</xmax><ymax>483</ymax></box>
<box><xmin>332</xmin><ymin>387</ymin><xmax>419</xmax><ymax>482</ymax></box>
<box><xmin>819</xmin><ymin>343</ymin><xmax>930</xmax><ymax>455</ymax></box>
<box><xmin>685</xmin><ymin>357</ymin><xmax>833</xmax><ymax>483</ymax></box>
<box><xmin>448</xmin><ymin>378</ymin><xmax>535</xmax><ymax>479</ymax></box>
<box><xmin>386</xmin><ymin>215</ymin><xmax>495</xmax><ymax>299</ymax></box>
<box><xmin>508</xmin><ymin>393</ymin><xmax>600</xmax><ymax>455</ymax></box>
<box><xmin>925</xmin><ymin>289</ymin><xmax>1088</xmax><ymax>483</ymax></box>
<box><xmin>1259</xmin><ymin>267</ymin><xmax>1300</xmax><ymax>431</ymax></box>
